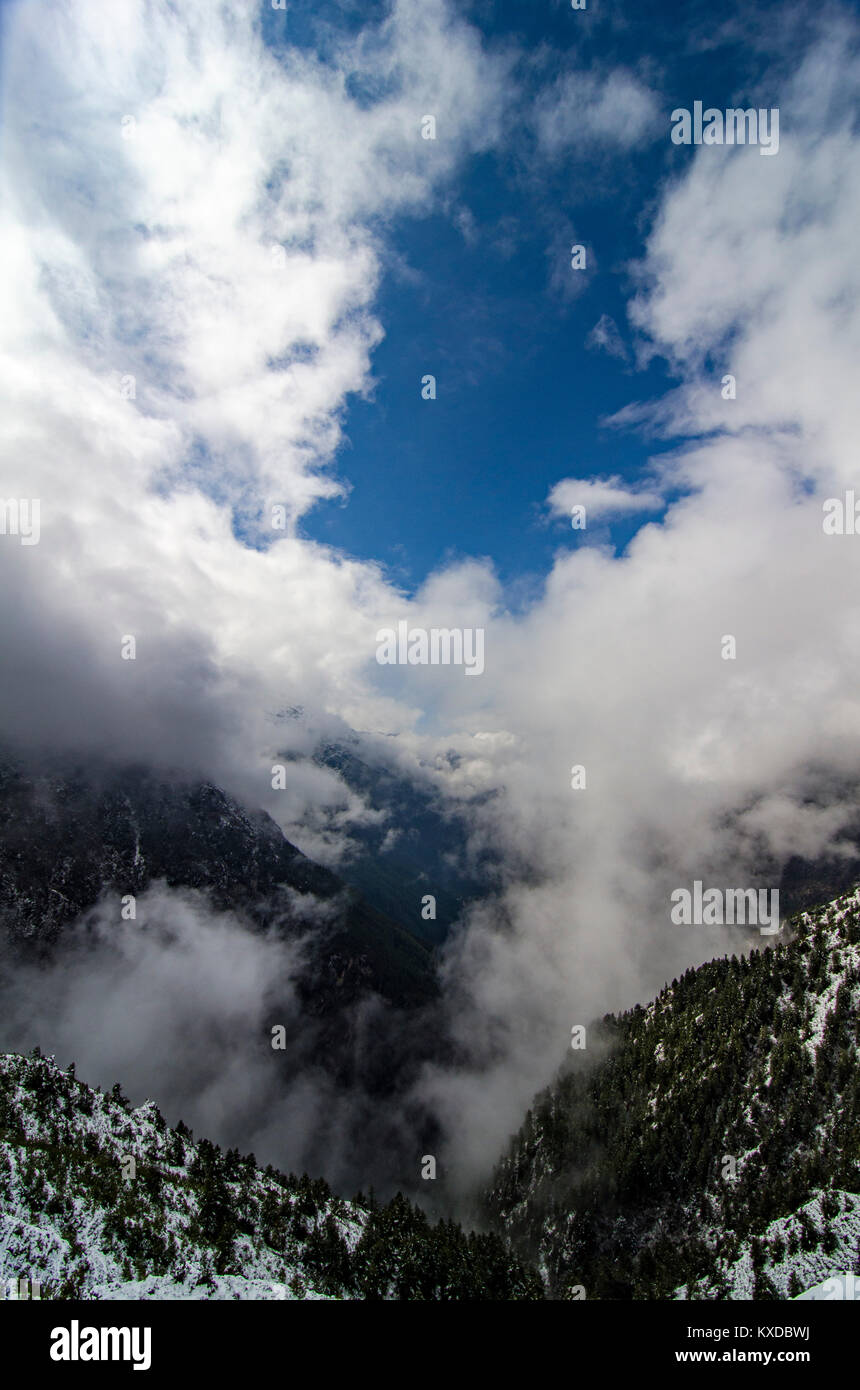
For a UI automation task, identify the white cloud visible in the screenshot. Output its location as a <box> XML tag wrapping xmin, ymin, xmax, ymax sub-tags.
<box><xmin>622</xmin><ymin>45</ymin><xmax>860</xmax><ymax>477</ymax></box>
<box><xmin>546</xmin><ymin>474</ymin><xmax>664</xmax><ymax>521</ymax></box>
<box><xmin>534</xmin><ymin>67</ymin><xmax>661</xmax><ymax>155</ymax></box>
<box><xmin>0</xmin><ymin>0</ymin><xmax>513</xmax><ymax>528</ymax></box>
<box><xmin>586</xmin><ymin>312</ymin><xmax>629</xmax><ymax>360</ymax></box>
<box><xmin>0</xmin><ymin>0</ymin><xmax>512</xmax><ymax>787</ymax></box>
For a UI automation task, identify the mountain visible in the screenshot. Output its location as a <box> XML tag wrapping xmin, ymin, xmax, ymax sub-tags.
<box><xmin>305</xmin><ymin>735</ymin><xmax>496</xmax><ymax>947</ymax></box>
<box><xmin>0</xmin><ymin>1050</ymin><xmax>541</xmax><ymax>1300</ymax></box>
<box><xmin>0</xmin><ymin>756</ymin><xmax>435</xmax><ymax>1009</ymax></box>
<box><xmin>4</xmin><ymin>745</ymin><xmax>860</xmax><ymax>1299</ymax></box>
<box><xmin>483</xmin><ymin>888</ymin><xmax>860</xmax><ymax>1299</ymax></box>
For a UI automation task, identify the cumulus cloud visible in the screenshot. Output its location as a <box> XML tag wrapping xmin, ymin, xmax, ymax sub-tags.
<box><xmin>619</xmin><ymin>44</ymin><xmax>860</xmax><ymax>463</ymax></box>
<box><xmin>0</xmin><ymin>0</ymin><xmax>512</xmax><ymax>786</ymax></box>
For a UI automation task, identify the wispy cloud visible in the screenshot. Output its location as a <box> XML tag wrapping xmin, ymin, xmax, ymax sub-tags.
<box><xmin>546</xmin><ymin>474</ymin><xmax>664</xmax><ymax>521</ymax></box>
<box><xmin>533</xmin><ymin>66</ymin><xmax>661</xmax><ymax>155</ymax></box>
<box><xmin>586</xmin><ymin>312</ymin><xmax>629</xmax><ymax>361</ymax></box>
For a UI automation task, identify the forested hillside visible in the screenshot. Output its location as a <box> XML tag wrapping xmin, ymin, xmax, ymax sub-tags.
<box><xmin>0</xmin><ymin>1051</ymin><xmax>540</xmax><ymax>1300</ymax></box>
<box><xmin>484</xmin><ymin>890</ymin><xmax>860</xmax><ymax>1299</ymax></box>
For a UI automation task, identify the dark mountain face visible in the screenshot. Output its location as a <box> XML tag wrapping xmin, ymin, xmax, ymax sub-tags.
<box><xmin>482</xmin><ymin>889</ymin><xmax>860</xmax><ymax>1300</ymax></box>
<box><xmin>4</xmin><ymin>741</ymin><xmax>859</xmax><ymax>1285</ymax></box>
<box><xmin>779</xmin><ymin>846</ymin><xmax>860</xmax><ymax>919</ymax></box>
<box><xmin>0</xmin><ymin>757</ymin><xmax>435</xmax><ymax>1010</ymax></box>
<box><xmin>304</xmin><ymin>738</ymin><xmax>497</xmax><ymax>948</ymax></box>
<box><xmin>0</xmin><ymin>754</ymin><xmax>453</xmax><ymax>1193</ymax></box>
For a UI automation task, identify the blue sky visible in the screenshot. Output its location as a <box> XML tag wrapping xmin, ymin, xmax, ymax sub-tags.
<box><xmin>265</xmin><ymin>0</ymin><xmax>802</xmax><ymax>592</ymax></box>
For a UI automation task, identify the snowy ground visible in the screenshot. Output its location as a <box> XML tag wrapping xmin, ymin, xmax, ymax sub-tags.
<box><xmin>676</xmin><ymin>1190</ymin><xmax>860</xmax><ymax>1300</ymax></box>
<box><xmin>88</xmin><ymin>1274</ymin><xmax>333</xmax><ymax>1300</ymax></box>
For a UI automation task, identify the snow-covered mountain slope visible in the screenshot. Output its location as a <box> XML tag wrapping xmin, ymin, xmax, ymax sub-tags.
<box><xmin>676</xmin><ymin>1190</ymin><xmax>860</xmax><ymax>1300</ymax></box>
<box><xmin>0</xmin><ymin>1051</ymin><xmax>541</xmax><ymax>1300</ymax></box>
<box><xmin>484</xmin><ymin>888</ymin><xmax>860</xmax><ymax>1299</ymax></box>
